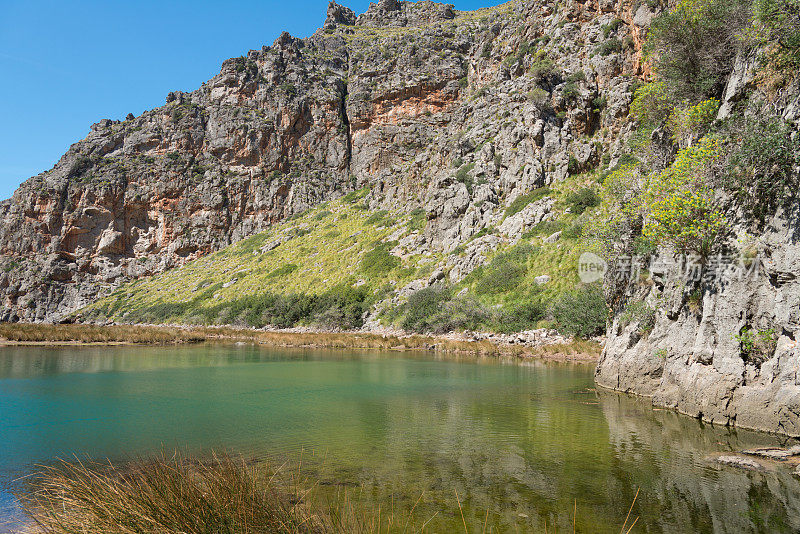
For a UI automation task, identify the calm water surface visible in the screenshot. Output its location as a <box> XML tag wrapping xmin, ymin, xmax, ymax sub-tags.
<box><xmin>0</xmin><ymin>345</ymin><xmax>798</xmax><ymax>533</ymax></box>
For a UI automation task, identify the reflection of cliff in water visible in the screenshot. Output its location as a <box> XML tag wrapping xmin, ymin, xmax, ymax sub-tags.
<box><xmin>598</xmin><ymin>390</ymin><xmax>800</xmax><ymax>533</ymax></box>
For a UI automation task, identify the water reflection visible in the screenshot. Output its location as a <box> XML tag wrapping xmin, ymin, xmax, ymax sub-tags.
<box><xmin>0</xmin><ymin>346</ymin><xmax>797</xmax><ymax>533</ymax></box>
<box><xmin>598</xmin><ymin>390</ymin><xmax>800</xmax><ymax>533</ymax></box>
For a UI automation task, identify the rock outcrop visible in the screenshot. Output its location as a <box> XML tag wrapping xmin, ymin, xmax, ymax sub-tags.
<box><xmin>596</xmin><ymin>69</ymin><xmax>800</xmax><ymax>436</ymax></box>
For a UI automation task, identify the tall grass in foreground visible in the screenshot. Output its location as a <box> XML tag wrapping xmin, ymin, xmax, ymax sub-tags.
<box><xmin>14</xmin><ymin>452</ymin><xmax>640</xmax><ymax>533</ymax></box>
<box><xmin>14</xmin><ymin>452</ymin><xmax>413</xmax><ymax>534</ymax></box>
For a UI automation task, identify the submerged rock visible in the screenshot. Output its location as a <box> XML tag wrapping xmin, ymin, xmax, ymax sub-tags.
<box><xmin>715</xmin><ymin>455</ymin><xmax>764</xmax><ymax>471</ymax></box>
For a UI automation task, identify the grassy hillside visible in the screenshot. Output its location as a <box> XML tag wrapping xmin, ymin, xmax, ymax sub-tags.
<box><xmin>81</xmin><ymin>172</ymin><xmax>608</xmax><ymax>336</ymax></box>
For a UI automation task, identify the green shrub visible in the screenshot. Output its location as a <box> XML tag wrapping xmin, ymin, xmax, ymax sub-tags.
<box><xmin>562</xmin><ymin>221</ymin><xmax>584</xmax><ymax>239</ymax></box>
<box><xmin>632</xmin><ymin>235</ymin><xmax>657</xmax><ymax>257</ymax></box>
<box><xmin>666</xmin><ymin>98</ymin><xmax>720</xmax><ymax>146</ymax></box>
<box><xmin>724</xmin><ymin>116</ymin><xmax>800</xmax><ymax>222</ymax></box>
<box><xmin>551</xmin><ymin>284</ymin><xmax>607</xmax><ymax>338</ymax></box>
<box><xmin>619</xmin><ymin>300</ymin><xmax>656</xmax><ymax>334</ymax></box>
<box><xmin>566</xmin><ymin>187</ymin><xmax>600</xmax><ymax>215</ymax></box>
<box><xmin>528</xmin><ymin>51</ymin><xmax>555</xmax><ymax>81</ymax></box>
<box><xmin>267</xmin><ymin>264</ymin><xmax>298</xmax><ymax>278</ymax></box>
<box><xmin>472</xmin><ymin>226</ymin><xmax>497</xmax><ymax>239</ymax></box>
<box><xmin>646</xmin><ymin>0</ymin><xmax>751</xmax><ymax>99</ymax></box>
<box><xmin>735</xmin><ymin>326</ymin><xmax>778</xmax><ymax>365</ymax></box>
<box><xmin>597</xmin><ymin>38</ymin><xmax>622</xmax><ymax>56</ymax></box>
<box><xmin>310</xmin><ymin>284</ymin><xmax>373</xmax><ymax>330</ymax></box>
<box><xmin>527</xmin><ymin>87</ymin><xmax>549</xmax><ymax>107</ymax></box>
<box><xmin>473</xmin><ymin>245</ymin><xmax>534</xmax><ymax>295</ymax></box>
<box><xmin>407</xmin><ymin>207</ymin><xmax>427</xmax><ymax>232</ymax></box>
<box><xmin>474</xmin><ymin>262</ymin><xmax>526</xmax><ymax>295</ymax></box>
<box><xmin>567</xmin><ymin>154</ymin><xmax>581</xmax><ymax>175</ymax></box>
<box><xmin>630</xmin><ymin>81</ymin><xmax>674</xmax><ymax>126</ymax></box>
<box><xmin>565</xmin><ymin>70</ymin><xmax>586</xmax><ymax>83</ymax></box>
<box><xmin>505</xmin><ymin>187</ymin><xmax>551</xmax><ymax>217</ymax></box>
<box><xmin>602</xmin><ymin>18</ymin><xmax>624</xmax><ymax>38</ymax></box>
<box><xmin>455</xmin><ymin>163</ymin><xmax>476</xmax><ymax>193</ymax></box>
<box><xmin>364</xmin><ymin>209</ymin><xmax>390</xmax><ymax>225</ymax></box>
<box><xmin>360</xmin><ymin>242</ymin><xmax>400</xmax><ymax>276</ymax></box>
<box><xmin>499</xmin><ymin>293</ymin><xmax>548</xmax><ymax>333</ymax></box>
<box><xmin>523</xmin><ymin>219</ymin><xmax>565</xmax><ymax>238</ymax></box>
<box><xmin>562</xmin><ymin>82</ymin><xmax>581</xmax><ymax>101</ymax></box>
<box><xmin>402</xmin><ymin>287</ymin><xmax>451</xmax><ymax>333</ymax></box>
<box><xmin>592</xmin><ymin>95</ymin><xmax>607</xmax><ymax>112</ymax></box>
<box><xmin>279</xmin><ymin>82</ymin><xmax>296</xmax><ymax>96</ymax></box>
<box><xmin>753</xmin><ymin>0</ymin><xmax>800</xmax><ymax>71</ymax></box>
<box><xmin>643</xmin><ymin>137</ymin><xmax>728</xmax><ymax>258</ymax></box>
<box><xmin>401</xmin><ymin>287</ymin><xmax>490</xmax><ymax>334</ymax></box>
<box><xmin>341</xmin><ymin>188</ymin><xmax>368</xmax><ymax>203</ymax></box>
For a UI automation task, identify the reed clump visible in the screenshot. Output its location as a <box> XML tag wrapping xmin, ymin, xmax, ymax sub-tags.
<box><xmin>15</xmin><ymin>452</ymin><xmax>403</xmax><ymax>534</ymax></box>
<box><xmin>0</xmin><ymin>323</ymin><xmax>207</xmax><ymax>344</ymax></box>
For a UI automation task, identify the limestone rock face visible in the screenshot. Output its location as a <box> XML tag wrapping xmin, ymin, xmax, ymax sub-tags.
<box><xmin>0</xmin><ymin>0</ymin><xmax>648</xmax><ymax>322</ymax></box>
<box><xmin>597</xmin><ymin>200</ymin><xmax>800</xmax><ymax>436</ymax></box>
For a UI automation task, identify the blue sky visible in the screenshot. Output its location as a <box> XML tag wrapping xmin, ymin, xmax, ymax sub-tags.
<box><xmin>0</xmin><ymin>0</ymin><xmax>504</xmax><ymax>201</ymax></box>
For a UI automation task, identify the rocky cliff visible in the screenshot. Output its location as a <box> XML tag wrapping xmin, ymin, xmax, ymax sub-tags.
<box><xmin>0</xmin><ymin>0</ymin><xmax>649</xmax><ymax>322</ymax></box>
<box><xmin>593</xmin><ymin>0</ymin><xmax>800</xmax><ymax>437</ymax></box>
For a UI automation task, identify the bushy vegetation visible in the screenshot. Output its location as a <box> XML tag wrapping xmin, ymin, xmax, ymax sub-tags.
<box><xmin>505</xmin><ymin>187</ymin><xmax>551</xmax><ymax>217</ymax></box>
<box><xmin>597</xmin><ymin>38</ymin><xmax>622</xmax><ymax>57</ymax></box>
<box><xmin>723</xmin><ymin>116</ymin><xmax>800</xmax><ymax>222</ymax></box>
<box><xmin>666</xmin><ymin>98</ymin><xmax>720</xmax><ymax>147</ymax></box>
<box><xmin>361</xmin><ymin>242</ymin><xmax>401</xmax><ymax>275</ymax></box>
<box><xmin>454</xmin><ymin>163</ymin><xmax>476</xmax><ymax>193</ymax></box>
<box><xmin>566</xmin><ymin>187</ymin><xmax>600</xmax><ymax>215</ymax></box>
<box><xmin>400</xmin><ymin>284</ymin><xmax>549</xmax><ymax>335</ymax></box>
<box><xmin>401</xmin><ymin>287</ymin><xmax>490</xmax><ymax>334</ymax></box>
<box><xmin>473</xmin><ymin>257</ymin><xmax>528</xmax><ymax>295</ymax></box>
<box><xmin>407</xmin><ymin>207</ymin><xmax>427</xmax><ymax>231</ymax></box>
<box><xmin>752</xmin><ymin>0</ymin><xmax>800</xmax><ymax>70</ymax></box>
<box><xmin>596</xmin><ymin>0</ymin><xmax>800</xmax><ymax>268</ymax></box>
<box><xmin>115</xmin><ymin>284</ymin><xmax>374</xmax><ymax>330</ymax></box>
<box><xmin>735</xmin><ymin>326</ymin><xmax>778</xmax><ymax>365</ymax></box>
<box><xmin>551</xmin><ymin>284</ymin><xmax>607</xmax><ymax>338</ymax></box>
<box><xmin>528</xmin><ymin>50</ymin><xmax>555</xmax><ymax>82</ymax></box>
<box><xmin>642</xmin><ymin>138</ymin><xmax>728</xmax><ymax>258</ymax></box>
<box><xmin>629</xmin><ymin>81</ymin><xmax>674</xmax><ymax>126</ymax></box>
<box><xmin>619</xmin><ymin>300</ymin><xmax>657</xmax><ymax>335</ymax></box>
<box><xmin>646</xmin><ymin>0</ymin><xmax>751</xmax><ymax>99</ymax></box>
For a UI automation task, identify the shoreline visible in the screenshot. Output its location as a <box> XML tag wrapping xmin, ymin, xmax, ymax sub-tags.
<box><xmin>0</xmin><ymin>323</ymin><xmax>601</xmax><ymax>362</ymax></box>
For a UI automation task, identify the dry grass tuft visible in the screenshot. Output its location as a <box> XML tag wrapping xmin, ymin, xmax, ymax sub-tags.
<box><xmin>14</xmin><ymin>452</ymin><xmax>415</xmax><ymax>534</ymax></box>
<box><xmin>0</xmin><ymin>323</ymin><xmax>207</xmax><ymax>344</ymax></box>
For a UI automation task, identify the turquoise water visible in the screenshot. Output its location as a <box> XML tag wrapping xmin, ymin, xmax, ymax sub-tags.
<box><xmin>1</xmin><ymin>345</ymin><xmax>799</xmax><ymax>532</ymax></box>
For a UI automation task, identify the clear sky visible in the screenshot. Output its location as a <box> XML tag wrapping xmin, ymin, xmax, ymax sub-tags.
<box><xmin>0</xmin><ymin>0</ymin><xmax>505</xmax><ymax>201</ymax></box>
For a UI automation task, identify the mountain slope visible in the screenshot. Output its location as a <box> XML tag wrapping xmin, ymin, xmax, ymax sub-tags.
<box><xmin>0</xmin><ymin>0</ymin><xmax>646</xmax><ymax>322</ymax></box>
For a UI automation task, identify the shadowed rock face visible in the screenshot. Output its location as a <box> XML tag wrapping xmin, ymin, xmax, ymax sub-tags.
<box><xmin>0</xmin><ymin>0</ymin><xmax>649</xmax><ymax>322</ymax></box>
